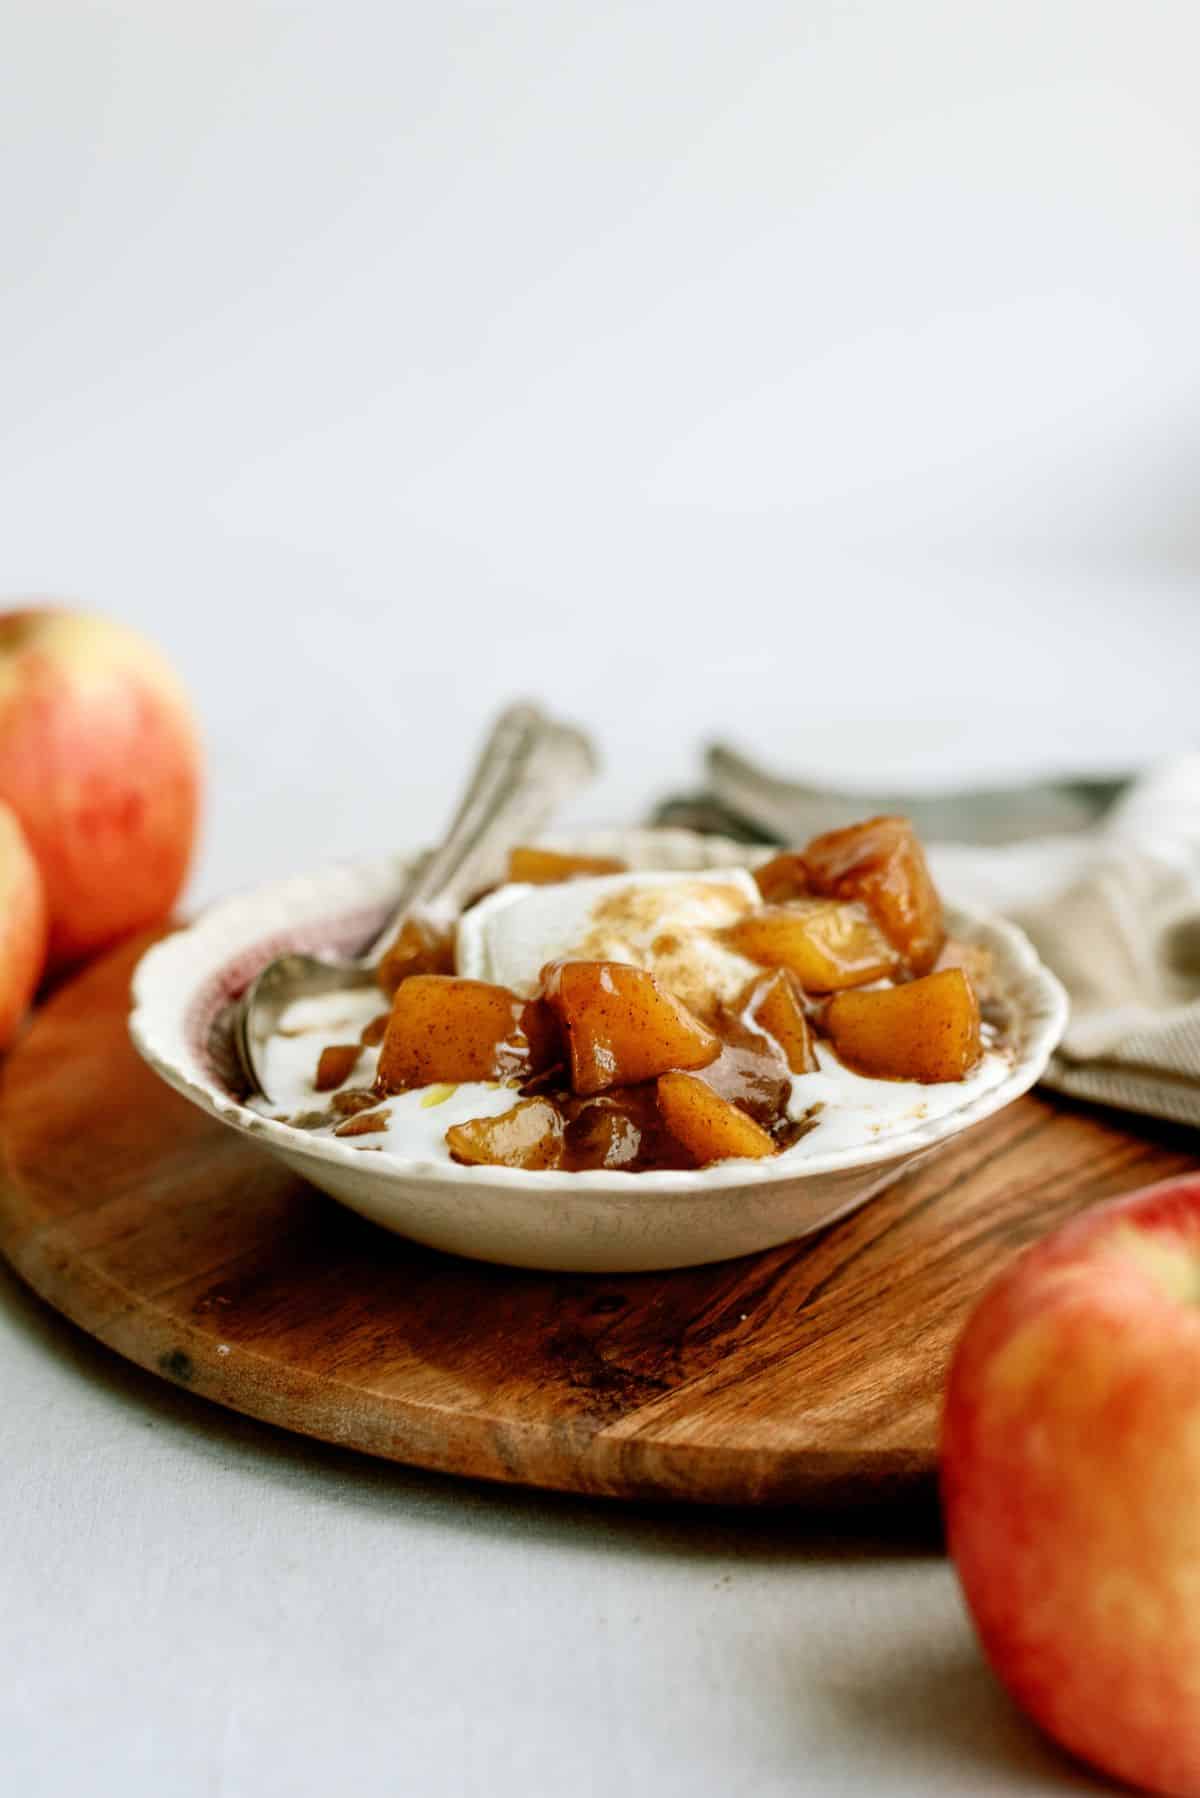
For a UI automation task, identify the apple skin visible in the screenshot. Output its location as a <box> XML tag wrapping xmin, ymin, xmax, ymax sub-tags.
<box><xmin>942</xmin><ymin>1175</ymin><xmax>1200</xmax><ymax>1797</ymax></box>
<box><xmin>0</xmin><ymin>800</ymin><xmax>48</xmax><ymax>1049</ymax></box>
<box><xmin>0</xmin><ymin>609</ymin><xmax>201</xmax><ymax>967</ymax></box>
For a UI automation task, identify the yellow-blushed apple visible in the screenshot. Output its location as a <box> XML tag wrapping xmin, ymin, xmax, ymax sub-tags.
<box><xmin>0</xmin><ymin>608</ymin><xmax>201</xmax><ymax>968</ymax></box>
<box><xmin>0</xmin><ymin>799</ymin><xmax>47</xmax><ymax>1048</ymax></box>
<box><xmin>942</xmin><ymin>1176</ymin><xmax>1200</xmax><ymax>1797</ymax></box>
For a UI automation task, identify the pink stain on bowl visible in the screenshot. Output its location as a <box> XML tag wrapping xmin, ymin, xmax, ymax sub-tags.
<box><xmin>182</xmin><ymin>903</ymin><xmax>389</xmax><ymax>1088</ymax></box>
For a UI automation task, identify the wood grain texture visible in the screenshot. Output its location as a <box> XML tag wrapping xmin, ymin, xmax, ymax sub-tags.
<box><xmin>2</xmin><ymin>933</ymin><xmax>1197</xmax><ymax>1505</ymax></box>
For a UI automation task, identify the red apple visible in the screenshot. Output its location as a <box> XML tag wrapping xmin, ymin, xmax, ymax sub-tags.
<box><xmin>942</xmin><ymin>1175</ymin><xmax>1200</xmax><ymax>1797</ymax></box>
<box><xmin>0</xmin><ymin>800</ymin><xmax>47</xmax><ymax>1048</ymax></box>
<box><xmin>0</xmin><ymin>608</ymin><xmax>201</xmax><ymax>967</ymax></box>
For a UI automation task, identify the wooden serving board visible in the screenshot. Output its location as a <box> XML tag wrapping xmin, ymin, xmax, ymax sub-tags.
<box><xmin>2</xmin><ymin>934</ymin><xmax>1196</xmax><ymax>1506</ymax></box>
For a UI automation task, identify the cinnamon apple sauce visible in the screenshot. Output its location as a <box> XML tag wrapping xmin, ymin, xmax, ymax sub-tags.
<box><xmin>246</xmin><ymin>821</ymin><xmax>1014</xmax><ymax>1174</ymax></box>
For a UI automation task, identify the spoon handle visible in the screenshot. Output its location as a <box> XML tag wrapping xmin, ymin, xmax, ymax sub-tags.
<box><xmin>361</xmin><ymin>702</ymin><xmax>597</xmax><ymax>964</ymax></box>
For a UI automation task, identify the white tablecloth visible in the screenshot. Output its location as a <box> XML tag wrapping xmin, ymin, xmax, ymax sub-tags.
<box><xmin>3</xmin><ymin>1258</ymin><xmax>1112</xmax><ymax>1797</ymax></box>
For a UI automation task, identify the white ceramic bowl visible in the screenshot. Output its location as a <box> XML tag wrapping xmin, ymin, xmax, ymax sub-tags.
<box><xmin>130</xmin><ymin>828</ymin><xmax>1068</xmax><ymax>1273</ymax></box>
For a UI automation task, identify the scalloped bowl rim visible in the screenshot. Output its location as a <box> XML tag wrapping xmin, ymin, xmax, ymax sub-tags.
<box><xmin>129</xmin><ymin>827</ymin><xmax>1069</xmax><ymax>1203</ymax></box>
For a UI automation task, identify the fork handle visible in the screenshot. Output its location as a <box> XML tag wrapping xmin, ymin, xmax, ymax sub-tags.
<box><xmin>361</xmin><ymin>702</ymin><xmax>597</xmax><ymax>964</ymax></box>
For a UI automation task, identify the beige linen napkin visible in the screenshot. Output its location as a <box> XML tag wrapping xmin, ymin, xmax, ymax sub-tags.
<box><xmin>928</xmin><ymin>757</ymin><xmax>1200</xmax><ymax>1127</ymax></box>
<box><xmin>661</xmin><ymin>750</ymin><xmax>1200</xmax><ymax>1128</ymax></box>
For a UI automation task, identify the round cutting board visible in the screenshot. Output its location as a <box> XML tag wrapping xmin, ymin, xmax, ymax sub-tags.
<box><xmin>1</xmin><ymin>933</ymin><xmax>1194</xmax><ymax>1505</ymax></box>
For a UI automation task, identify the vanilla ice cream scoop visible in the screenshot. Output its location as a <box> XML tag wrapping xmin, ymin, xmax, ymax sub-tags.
<box><xmin>455</xmin><ymin>870</ymin><xmax>764</xmax><ymax>1016</ymax></box>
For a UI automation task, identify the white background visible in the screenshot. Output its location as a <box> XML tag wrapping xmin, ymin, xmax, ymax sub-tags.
<box><xmin>4</xmin><ymin>1</ymin><xmax>1200</xmax><ymax>902</ymax></box>
<box><xmin>2</xmin><ymin>3</ymin><xmax>1196</xmax><ymax>1792</ymax></box>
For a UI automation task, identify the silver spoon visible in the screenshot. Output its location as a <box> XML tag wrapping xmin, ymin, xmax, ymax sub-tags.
<box><xmin>233</xmin><ymin>702</ymin><xmax>597</xmax><ymax>1101</ymax></box>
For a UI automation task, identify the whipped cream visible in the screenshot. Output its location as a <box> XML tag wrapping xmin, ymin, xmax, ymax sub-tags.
<box><xmin>457</xmin><ymin>869</ymin><xmax>762</xmax><ymax>1017</ymax></box>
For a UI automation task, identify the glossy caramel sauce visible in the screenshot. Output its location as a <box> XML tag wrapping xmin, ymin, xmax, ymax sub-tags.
<box><xmin>492</xmin><ymin>996</ymin><xmax>818</xmax><ymax>1172</ymax></box>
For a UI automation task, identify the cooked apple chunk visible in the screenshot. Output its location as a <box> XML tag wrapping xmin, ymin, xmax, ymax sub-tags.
<box><xmin>334</xmin><ymin>1107</ymin><xmax>391</xmax><ymax>1137</ymax></box>
<box><xmin>377</xmin><ymin>975</ymin><xmax>556</xmax><ymax>1092</ymax></box>
<box><xmin>542</xmin><ymin>960</ymin><xmax>720</xmax><ymax>1096</ymax></box>
<box><xmin>752</xmin><ymin>852</ymin><xmax>810</xmax><ymax>904</ymax></box>
<box><xmin>934</xmin><ymin>936</ymin><xmax>996</xmax><ymax>1001</ymax></box>
<box><xmin>562</xmin><ymin>1091</ymin><xmax>659</xmax><ymax>1170</ymax></box>
<box><xmin>656</xmin><ymin>1071</ymin><xmax>778</xmax><ymax>1164</ymax></box>
<box><xmin>742</xmin><ymin>970</ymin><xmax>818</xmax><ymax>1075</ymax></box>
<box><xmin>801</xmin><ymin>815</ymin><xmax>944</xmax><ymax>975</ymax></box>
<box><xmin>824</xmin><ymin>967</ymin><xmax>982</xmax><ymax>1084</ymax></box>
<box><xmin>446</xmin><ymin>1097</ymin><xmax>564</xmax><ymax>1169</ymax></box>
<box><xmin>314</xmin><ymin>1043</ymin><xmax>362</xmax><ymax>1092</ymax></box>
<box><xmin>724</xmin><ymin>899</ymin><xmax>898</xmax><ymax>992</ymax></box>
<box><xmin>507</xmin><ymin>846</ymin><xmax>627</xmax><ymax>884</ymax></box>
<box><xmin>331</xmin><ymin>1087</ymin><xmax>380</xmax><ymax>1116</ymax></box>
<box><xmin>376</xmin><ymin>916</ymin><xmax>456</xmax><ymax>999</ymax></box>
